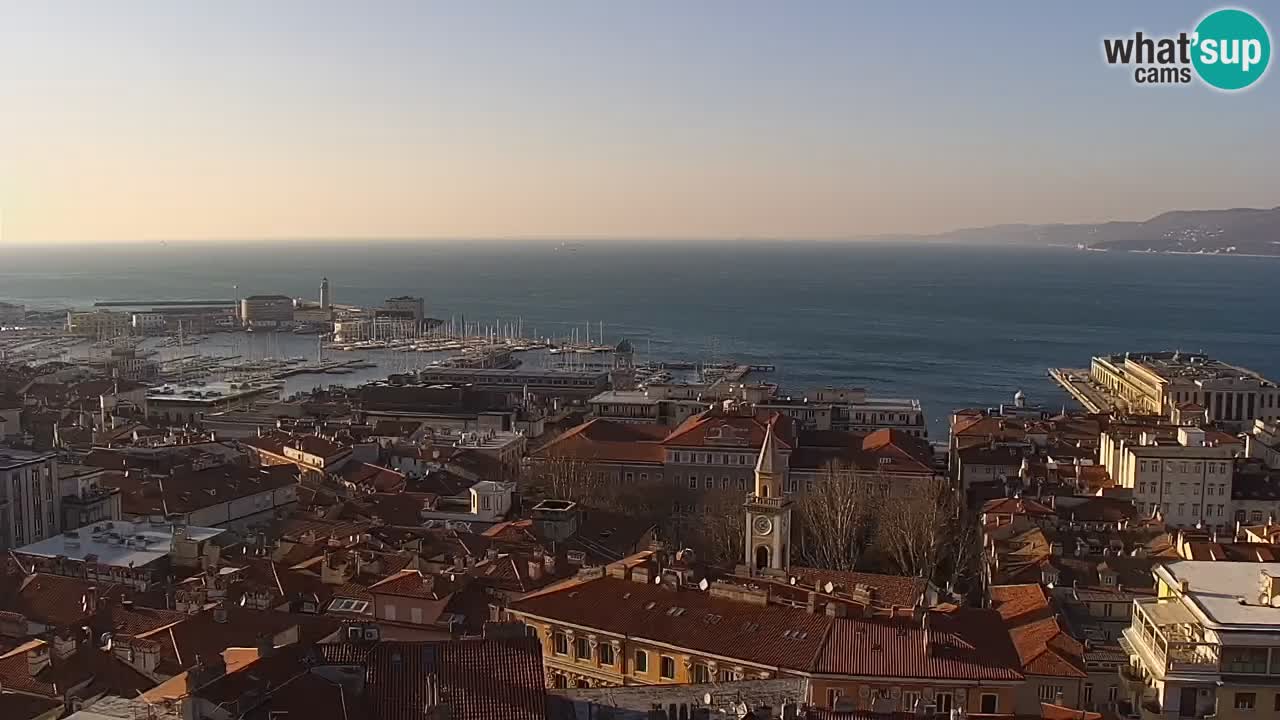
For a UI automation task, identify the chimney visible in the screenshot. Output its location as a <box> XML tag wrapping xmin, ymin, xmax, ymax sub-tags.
<box><xmin>257</xmin><ymin>633</ymin><xmax>275</xmax><ymax>659</ymax></box>
<box><xmin>922</xmin><ymin>611</ymin><xmax>933</xmax><ymax>656</ymax></box>
<box><xmin>806</xmin><ymin>591</ymin><xmax>820</xmax><ymax>614</ymax></box>
<box><xmin>86</xmin><ymin>585</ymin><xmax>99</xmax><ymax>613</ymax></box>
<box><xmin>27</xmin><ymin>644</ymin><xmax>51</xmax><ymax>676</ymax></box>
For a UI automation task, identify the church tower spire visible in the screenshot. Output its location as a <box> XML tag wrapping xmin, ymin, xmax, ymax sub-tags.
<box><xmin>744</xmin><ymin>415</ymin><xmax>792</xmax><ymax>574</ymax></box>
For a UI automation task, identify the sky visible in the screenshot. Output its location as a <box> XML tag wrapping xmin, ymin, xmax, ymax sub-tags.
<box><xmin>1</xmin><ymin>1</ymin><xmax>1278</xmax><ymax>244</ymax></box>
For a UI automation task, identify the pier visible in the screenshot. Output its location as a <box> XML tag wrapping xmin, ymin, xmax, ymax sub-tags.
<box><xmin>1048</xmin><ymin>367</ymin><xmax>1113</xmax><ymax>413</ymax></box>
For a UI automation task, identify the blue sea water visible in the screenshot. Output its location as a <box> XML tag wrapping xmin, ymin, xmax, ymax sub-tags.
<box><xmin>3</xmin><ymin>240</ymin><xmax>1279</xmax><ymax>436</ymax></box>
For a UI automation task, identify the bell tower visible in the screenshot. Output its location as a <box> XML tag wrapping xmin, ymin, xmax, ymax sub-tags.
<box><xmin>744</xmin><ymin>417</ymin><xmax>792</xmax><ymax>574</ymax></box>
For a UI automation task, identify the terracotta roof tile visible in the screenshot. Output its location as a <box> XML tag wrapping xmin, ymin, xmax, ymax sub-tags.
<box><xmin>362</xmin><ymin>638</ymin><xmax>546</xmax><ymax>720</ymax></box>
<box><xmin>815</xmin><ymin>608</ymin><xmax>1024</xmax><ymax>681</ymax></box>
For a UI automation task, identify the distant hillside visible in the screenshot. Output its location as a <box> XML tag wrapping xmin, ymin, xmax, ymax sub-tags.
<box><xmin>916</xmin><ymin>206</ymin><xmax>1280</xmax><ymax>256</ymax></box>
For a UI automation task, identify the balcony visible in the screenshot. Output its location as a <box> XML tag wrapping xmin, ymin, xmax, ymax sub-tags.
<box><xmin>1118</xmin><ymin>664</ymin><xmax>1149</xmax><ymax>694</ymax></box>
<box><xmin>1124</xmin><ymin>599</ymin><xmax>1220</xmax><ymax>679</ymax></box>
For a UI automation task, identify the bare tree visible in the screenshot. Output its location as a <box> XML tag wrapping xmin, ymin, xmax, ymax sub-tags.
<box><xmin>525</xmin><ymin>454</ymin><xmax>610</xmax><ymax>506</ymax></box>
<box><xmin>795</xmin><ymin>463</ymin><xmax>875</xmax><ymax>571</ymax></box>
<box><xmin>876</xmin><ymin>477</ymin><xmax>969</xmax><ymax>586</ymax></box>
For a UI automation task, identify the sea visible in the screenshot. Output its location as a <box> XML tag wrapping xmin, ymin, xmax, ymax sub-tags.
<box><xmin>3</xmin><ymin>240</ymin><xmax>1279</xmax><ymax>438</ymax></box>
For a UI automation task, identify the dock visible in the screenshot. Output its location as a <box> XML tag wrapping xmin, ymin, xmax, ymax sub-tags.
<box><xmin>1048</xmin><ymin>367</ymin><xmax>1116</xmax><ymax>413</ymax></box>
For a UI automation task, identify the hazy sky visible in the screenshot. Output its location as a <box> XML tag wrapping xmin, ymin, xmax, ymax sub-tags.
<box><xmin>2</xmin><ymin>1</ymin><xmax>1277</xmax><ymax>244</ymax></box>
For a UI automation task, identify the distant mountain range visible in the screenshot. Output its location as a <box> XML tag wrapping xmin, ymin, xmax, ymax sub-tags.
<box><xmin>906</xmin><ymin>206</ymin><xmax>1280</xmax><ymax>256</ymax></box>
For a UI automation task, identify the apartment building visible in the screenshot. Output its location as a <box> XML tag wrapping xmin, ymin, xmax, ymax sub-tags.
<box><xmin>1121</xmin><ymin>560</ymin><xmax>1280</xmax><ymax>719</ymax></box>
<box><xmin>1101</xmin><ymin>425</ymin><xmax>1242</xmax><ymax>529</ymax></box>
<box><xmin>0</xmin><ymin>448</ymin><xmax>61</xmax><ymax>552</ymax></box>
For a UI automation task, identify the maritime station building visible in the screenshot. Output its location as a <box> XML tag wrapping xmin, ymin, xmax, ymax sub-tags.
<box><xmin>1053</xmin><ymin>352</ymin><xmax>1280</xmax><ymax>430</ymax></box>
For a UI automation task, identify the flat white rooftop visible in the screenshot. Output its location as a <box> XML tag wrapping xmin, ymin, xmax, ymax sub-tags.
<box><xmin>17</xmin><ymin>519</ymin><xmax>223</xmax><ymax>568</ymax></box>
<box><xmin>1157</xmin><ymin>561</ymin><xmax>1280</xmax><ymax>628</ymax></box>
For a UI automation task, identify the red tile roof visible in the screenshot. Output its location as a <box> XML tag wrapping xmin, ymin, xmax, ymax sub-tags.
<box><xmin>988</xmin><ymin>585</ymin><xmax>1086</xmax><ymax>680</ymax></box>
<box><xmin>534</xmin><ymin>419</ymin><xmax>665</xmax><ymax>464</ymax></box>
<box><xmin>662</xmin><ymin>410</ymin><xmax>794</xmax><ymax>450</ymax></box>
<box><xmin>787</xmin><ymin>568</ymin><xmax>927</xmax><ymax>608</ymax></box>
<box><xmin>510</xmin><ymin>576</ymin><xmax>830</xmax><ymax>671</ymax></box>
<box><xmin>815</xmin><ymin>607</ymin><xmax>1023</xmax><ymax>681</ymax></box>
<box><xmin>363</xmin><ymin>638</ymin><xmax>546</xmax><ymax>720</ymax></box>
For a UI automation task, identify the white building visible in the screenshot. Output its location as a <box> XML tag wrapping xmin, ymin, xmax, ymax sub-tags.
<box><xmin>131</xmin><ymin>312</ymin><xmax>167</xmax><ymax>334</ymax></box>
<box><xmin>0</xmin><ymin>448</ymin><xmax>60</xmax><ymax>552</ymax></box>
<box><xmin>1100</xmin><ymin>426</ymin><xmax>1240</xmax><ymax>529</ymax></box>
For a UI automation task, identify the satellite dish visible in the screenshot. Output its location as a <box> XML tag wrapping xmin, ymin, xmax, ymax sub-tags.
<box><xmin>703</xmin><ymin>692</ymin><xmax>713</xmax><ymax>706</ymax></box>
<box><xmin>1271</xmin><ymin>595</ymin><xmax>1280</xmax><ymax>608</ymax></box>
<box><xmin>789</xmin><ymin>576</ymin><xmax>797</xmax><ymax>586</ymax></box>
<box><xmin>698</xmin><ymin>578</ymin><xmax>709</xmax><ymax>591</ymax></box>
<box><xmin>823</xmin><ymin>581</ymin><xmax>835</xmax><ymax>594</ymax></box>
<box><xmin>653</xmin><ymin>575</ymin><xmax>662</xmax><ymax>585</ymax></box>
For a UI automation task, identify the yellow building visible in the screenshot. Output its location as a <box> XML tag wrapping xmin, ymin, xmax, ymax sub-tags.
<box><xmin>1120</xmin><ymin>560</ymin><xmax>1280</xmax><ymax>719</ymax></box>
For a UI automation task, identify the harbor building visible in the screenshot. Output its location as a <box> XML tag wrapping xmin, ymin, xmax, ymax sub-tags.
<box><xmin>1120</xmin><ymin>560</ymin><xmax>1280</xmax><ymax>720</ymax></box>
<box><xmin>239</xmin><ymin>294</ymin><xmax>295</xmax><ymax>327</ymax></box>
<box><xmin>66</xmin><ymin>309</ymin><xmax>132</xmax><ymax>338</ymax></box>
<box><xmin>756</xmin><ymin>387</ymin><xmax>928</xmax><ymax>438</ymax></box>
<box><xmin>1053</xmin><ymin>352</ymin><xmax>1280</xmax><ymax>429</ymax></box>
<box><xmin>383</xmin><ymin>295</ymin><xmax>426</xmax><ymax>323</ymax></box>
<box><xmin>1100</xmin><ymin>424</ymin><xmax>1242</xmax><ymax>530</ymax></box>
<box><xmin>145</xmin><ymin>381</ymin><xmax>282</xmax><ymax>424</ymax></box>
<box><xmin>0</xmin><ymin>448</ymin><xmax>60</xmax><ymax>552</ymax></box>
<box><xmin>415</xmin><ymin>366</ymin><xmax>610</xmax><ymax>399</ymax></box>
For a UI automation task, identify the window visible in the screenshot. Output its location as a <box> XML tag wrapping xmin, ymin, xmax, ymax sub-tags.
<box><xmin>1084</xmin><ymin>684</ymin><xmax>1093</xmax><ymax>704</ymax></box>
<box><xmin>902</xmin><ymin>691</ymin><xmax>920</xmax><ymax>711</ymax></box>
<box><xmin>553</xmin><ymin>632</ymin><xmax>568</xmax><ymax>655</ymax></box>
<box><xmin>1234</xmin><ymin>692</ymin><xmax>1256</xmax><ymax>710</ymax></box>
<box><xmin>1192</xmin><ymin>504</ymin><xmax>1199</xmax><ymax>516</ymax></box>
<box><xmin>935</xmin><ymin>693</ymin><xmax>953</xmax><ymax>712</ymax></box>
<box><xmin>827</xmin><ymin>689</ymin><xmax>843</xmax><ymax>708</ymax></box>
<box><xmin>410</xmin><ymin>607</ymin><xmax>423</xmax><ymax>624</ymax></box>
<box><xmin>689</xmin><ymin>477</ymin><xmax>698</xmax><ymax>489</ymax></box>
<box><xmin>737</xmin><ymin>478</ymin><xmax>746</xmax><ymax>490</ymax></box>
<box><xmin>553</xmin><ymin>674</ymin><xmax>567</xmax><ymax>689</ymax></box>
<box><xmin>598</xmin><ymin>643</ymin><xmax>615</xmax><ymax>665</ymax></box>
<box><xmin>575</xmin><ymin>637</ymin><xmax>591</xmax><ymax>660</ymax></box>
<box><xmin>660</xmin><ymin>655</ymin><xmax>676</xmax><ymax>679</ymax></box>
<box><xmin>1039</xmin><ymin>685</ymin><xmax>1064</xmax><ymax>701</ymax></box>
<box><xmin>721</xmin><ymin>477</ymin><xmax>730</xmax><ymax>489</ymax></box>
<box><xmin>1140</xmin><ymin>460</ymin><xmax>1148</xmax><ymax>472</ymax></box>
<box><xmin>1107</xmin><ymin>686</ymin><xmax>1118</xmax><ymax>701</ymax></box>
<box><xmin>717</xmin><ymin>669</ymin><xmax>739</xmax><ymax>682</ymax></box>
<box><xmin>1223</xmin><ymin>647</ymin><xmax>1269</xmax><ymax>674</ymax></box>
<box><xmin>625</xmin><ymin>472</ymin><xmax>634</xmax><ymax>483</ymax></box>
<box><xmin>691</xmin><ymin>663</ymin><xmax>711</xmax><ymax>683</ymax></box>
<box><xmin>639</xmin><ymin>473</ymin><xmax>648</xmax><ymax>483</ymax></box>
<box><xmin>634</xmin><ymin>650</ymin><xmax>648</xmax><ymax>673</ymax></box>
<box><xmin>981</xmin><ymin>694</ymin><xmax>998</xmax><ymax>714</ymax></box>
<box><xmin>1274</xmin><ymin>693</ymin><xmax>1280</xmax><ymax>712</ymax></box>
<box><xmin>704</xmin><ymin>477</ymin><xmax>713</xmax><ymax>489</ymax></box>
<box><xmin>383</xmin><ymin>604</ymin><xmax>396</xmax><ymax>621</ymax></box>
